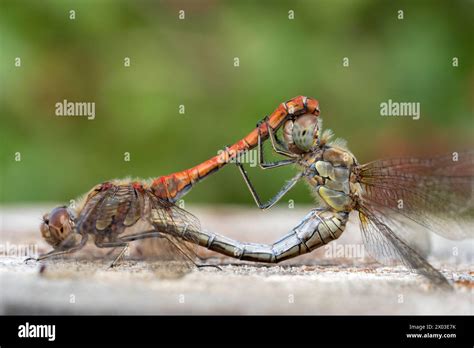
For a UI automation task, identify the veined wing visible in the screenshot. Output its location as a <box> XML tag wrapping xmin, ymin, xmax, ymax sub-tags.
<box><xmin>358</xmin><ymin>206</ymin><xmax>451</xmax><ymax>289</ymax></box>
<box><xmin>355</xmin><ymin>151</ymin><xmax>474</xmax><ymax>240</ymax></box>
<box><xmin>146</xmin><ymin>192</ymin><xmax>204</xmax><ymax>264</ymax></box>
<box><xmin>366</xmin><ymin>205</ymin><xmax>433</xmax><ymax>258</ymax></box>
<box><xmin>76</xmin><ymin>183</ymin><xmax>143</xmax><ymax>235</ymax></box>
<box><xmin>75</xmin><ymin>183</ymin><xmax>204</xmax><ymax>269</ymax></box>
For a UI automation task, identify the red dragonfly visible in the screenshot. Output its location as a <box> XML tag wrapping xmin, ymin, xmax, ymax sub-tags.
<box><xmin>150</xmin><ymin>96</ymin><xmax>320</xmax><ymax>202</ymax></box>
<box><xmin>28</xmin><ymin>97</ymin><xmax>319</xmax><ymax>267</ymax></box>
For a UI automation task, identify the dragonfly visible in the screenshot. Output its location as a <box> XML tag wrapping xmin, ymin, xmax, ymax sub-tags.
<box><xmin>27</xmin><ymin>97</ymin><xmax>320</xmax><ymax>268</ymax></box>
<box><xmin>156</xmin><ymin>106</ymin><xmax>471</xmax><ymax>289</ymax></box>
<box><xmin>226</xmin><ymin>104</ymin><xmax>474</xmax><ymax>288</ymax></box>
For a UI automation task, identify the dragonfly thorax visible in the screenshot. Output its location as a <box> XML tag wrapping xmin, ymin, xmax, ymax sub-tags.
<box><xmin>301</xmin><ymin>146</ymin><xmax>359</xmax><ymax>212</ymax></box>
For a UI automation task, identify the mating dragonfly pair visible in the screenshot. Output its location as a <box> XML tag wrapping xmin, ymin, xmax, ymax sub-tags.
<box><xmin>29</xmin><ymin>96</ymin><xmax>473</xmax><ymax>288</ymax></box>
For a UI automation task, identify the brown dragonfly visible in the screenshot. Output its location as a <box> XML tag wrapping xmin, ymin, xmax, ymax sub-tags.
<box><xmin>227</xmin><ymin>104</ymin><xmax>473</xmax><ymax>288</ymax></box>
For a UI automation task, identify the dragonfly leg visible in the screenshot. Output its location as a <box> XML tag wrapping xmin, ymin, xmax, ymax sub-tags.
<box><xmin>95</xmin><ymin>231</ymin><xmax>167</xmax><ymax>245</ymax></box>
<box><xmin>236</xmin><ymin>164</ymin><xmax>303</xmax><ymax>209</ymax></box>
<box><xmin>261</xmin><ymin>117</ymin><xmax>299</xmax><ymax>159</ymax></box>
<box><xmin>109</xmin><ymin>245</ymin><xmax>129</xmax><ymax>268</ymax></box>
<box><xmin>256</xmin><ymin>118</ymin><xmax>297</xmax><ymax>169</ymax></box>
<box><xmin>161</xmin><ymin>235</ymin><xmax>221</xmax><ymax>270</ymax></box>
<box><xmin>98</xmin><ymin>231</ymin><xmax>220</xmax><ymax>270</ymax></box>
<box><xmin>94</xmin><ymin>239</ymin><xmax>129</xmax><ymax>268</ymax></box>
<box><xmin>24</xmin><ymin>233</ymin><xmax>88</xmax><ymax>263</ymax></box>
<box><xmin>273</xmin><ymin>129</ymin><xmax>287</xmax><ymax>149</ymax></box>
<box><xmin>94</xmin><ymin>240</ymin><xmax>127</xmax><ymax>248</ymax></box>
<box><xmin>95</xmin><ymin>231</ymin><xmax>165</xmax><ymax>268</ymax></box>
<box><xmin>231</xmin><ymin>120</ymin><xmax>301</xmax><ymax>209</ymax></box>
<box><xmin>119</xmin><ymin>231</ymin><xmax>164</xmax><ymax>242</ymax></box>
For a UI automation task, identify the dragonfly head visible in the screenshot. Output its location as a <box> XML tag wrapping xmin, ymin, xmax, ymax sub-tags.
<box><xmin>40</xmin><ymin>206</ymin><xmax>78</xmax><ymax>249</ymax></box>
<box><xmin>283</xmin><ymin>114</ymin><xmax>320</xmax><ymax>154</ymax></box>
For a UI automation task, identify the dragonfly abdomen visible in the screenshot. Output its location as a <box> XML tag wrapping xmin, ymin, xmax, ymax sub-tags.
<box><xmin>179</xmin><ymin>209</ymin><xmax>349</xmax><ymax>263</ymax></box>
<box><xmin>150</xmin><ymin>96</ymin><xmax>320</xmax><ymax>202</ymax></box>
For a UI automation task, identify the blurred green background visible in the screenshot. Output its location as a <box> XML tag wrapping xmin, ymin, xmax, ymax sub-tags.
<box><xmin>1</xmin><ymin>0</ymin><xmax>473</xmax><ymax>205</ymax></box>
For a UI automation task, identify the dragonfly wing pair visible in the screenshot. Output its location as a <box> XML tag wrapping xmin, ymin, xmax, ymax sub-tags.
<box><xmin>74</xmin><ymin>182</ymin><xmax>204</xmax><ymax>269</ymax></box>
<box><xmin>356</xmin><ymin>151</ymin><xmax>474</xmax><ymax>240</ymax></box>
<box><xmin>355</xmin><ymin>151</ymin><xmax>474</xmax><ymax>287</ymax></box>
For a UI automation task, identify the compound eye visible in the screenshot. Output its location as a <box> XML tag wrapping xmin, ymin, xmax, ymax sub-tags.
<box><xmin>40</xmin><ymin>206</ymin><xmax>74</xmax><ymax>248</ymax></box>
<box><xmin>48</xmin><ymin>207</ymin><xmax>70</xmax><ymax>229</ymax></box>
<box><xmin>292</xmin><ymin>114</ymin><xmax>319</xmax><ymax>152</ymax></box>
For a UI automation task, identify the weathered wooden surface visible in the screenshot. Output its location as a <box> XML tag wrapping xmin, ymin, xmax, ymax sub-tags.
<box><xmin>1</xmin><ymin>205</ymin><xmax>472</xmax><ymax>315</ymax></box>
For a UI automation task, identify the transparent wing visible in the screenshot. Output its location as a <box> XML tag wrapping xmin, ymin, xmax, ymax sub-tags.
<box><xmin>75</xmin><ymin>185</ymin><xmax>110</xmax><ymax>232</ymax></box>
<box><xmin>75</xmin><ymin>184</ymin><xmax>144</xmax><ymax>232</ymax></box>
<box><xmin>146</xmin><ymin>193</ymin><xmax>204</xmax><ymax>265</ymax></box>
<box><xmin>358</xmin><ymin>206</ymin><xmax>451</xmax><ymax>289</ymax></box>
<box><xmin>147</xmin><ymin>193</ymin><xmax>201</xmax><ymax>242</ymax></box>
<box><xmin>75</xmin><ymin>183</ymin><xmax>204</xmax><ymax>270</ymax></box>
<box><xmin>356</xmin><ymin>150</ymin><xmax>474</xmax><ymax>240</ymax></box>
<box><xmin>367</xmin><ymin>206</ymin><xmax>432</xmax><ymax>258</ymax></box>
